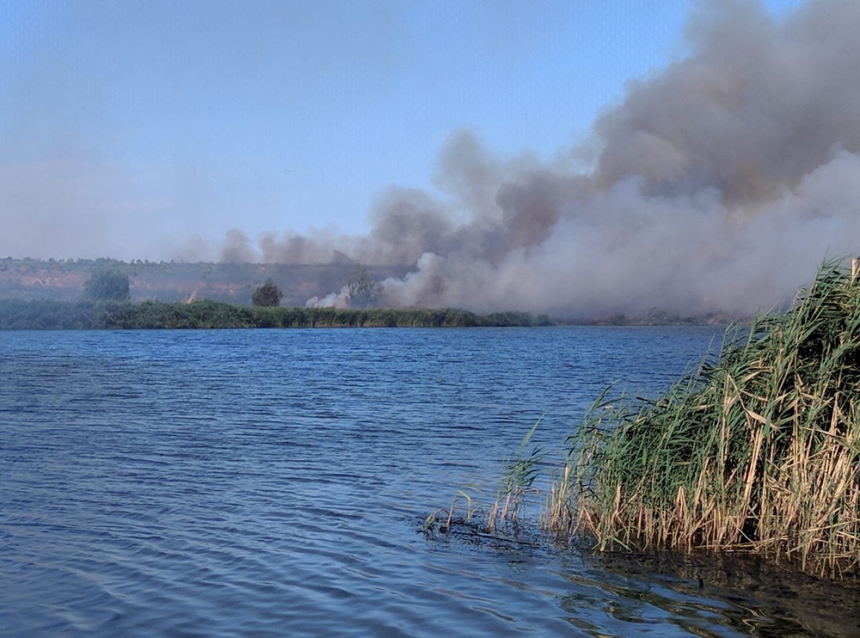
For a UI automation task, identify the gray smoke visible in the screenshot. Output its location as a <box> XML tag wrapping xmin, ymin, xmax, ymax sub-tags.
<box><xmin>229</xmin><ymin>0</ymin><xmax>860</xmax><ymax>318</ymax></box>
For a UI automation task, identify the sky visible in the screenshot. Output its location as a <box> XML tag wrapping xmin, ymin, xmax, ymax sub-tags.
<box><xmin>1</xmin><ymin>0</ymin><xmax>802</xmax><ymax>261</ymax></box>
<box><xmin>8</xmin><ymin>0</ymin><xmax>860</xmax><ymax>320</ymax></box>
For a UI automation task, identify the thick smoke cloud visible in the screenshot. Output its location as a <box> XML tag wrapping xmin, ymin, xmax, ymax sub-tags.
<box><xmin>228</xmin><ymin>0</ymin><xmax>860</xmax><ymax>319</ymax></box>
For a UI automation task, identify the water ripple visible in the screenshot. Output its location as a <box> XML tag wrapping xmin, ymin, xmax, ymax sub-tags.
<box><xmin>3</xmin><ymin>327</ymin><xmax>856</xmax><ymax>636</ymax></box>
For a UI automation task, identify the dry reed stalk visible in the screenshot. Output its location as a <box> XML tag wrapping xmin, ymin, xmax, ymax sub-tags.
<box><xmin>545</xmin><ymin>259</ymin><xmax>860</xmax><ymax>578</ymax></box>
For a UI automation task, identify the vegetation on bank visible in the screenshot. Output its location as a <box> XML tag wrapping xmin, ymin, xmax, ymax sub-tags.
<box><xmin>251</xmin><ymin>278</ymin><xmax>284</xmax><ymax>307</ymax></box>
<box><xmin>0</xmin><ymin>298</ymin><xmax>553</xmax><ymax>330</ymax></box>
<box><xmin>84</xmin><ymin>269</ymin><xmax>131</xmax><ymax>302</ymax></box>
<box><xmin>429</xmin><ymin>260</ymin><xmax>860</xmax><ymax>579</ymax></box>
<box><xmin>540</xmin><ymin>260</ymin><xmax>860</xmax><ymax>578</ymax></box>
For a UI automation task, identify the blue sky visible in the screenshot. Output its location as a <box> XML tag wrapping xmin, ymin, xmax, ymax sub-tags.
<box><xmin>0</xmin><ymin>0</ymin><xmax>806</xmax><ymax>261</ymax></box>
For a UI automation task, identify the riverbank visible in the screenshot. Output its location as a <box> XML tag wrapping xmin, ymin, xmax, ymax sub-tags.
<box><xmin>0</xmin><ymin>298</ymin><xmax>553</xmax><ymax>329</ymax></box>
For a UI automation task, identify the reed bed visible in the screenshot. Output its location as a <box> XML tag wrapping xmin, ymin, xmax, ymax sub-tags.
<box><xmin>549</xmin><ymin>260</ymin><xmax>860</xmax><ymax>578</ymax></box>
<box><xmin>488</xmin><ymin>417</ymin><xmax>544</xmax><ymax>532</ymax></box>
<box><xmin>0</xmin><ymin>299</ymin><xmax>553</xmax><ymax>330</ymax></box>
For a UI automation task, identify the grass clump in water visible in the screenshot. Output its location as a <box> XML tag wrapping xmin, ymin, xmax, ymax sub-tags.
<box><xmin>489</xmin><ymin>417</ymin><xmax>544</xmax><ymax>532</ymax></box>
<box><xmin>552</xmin><ymin>259</ymin><xmax>860</xmax><ymax>578</ymax></box>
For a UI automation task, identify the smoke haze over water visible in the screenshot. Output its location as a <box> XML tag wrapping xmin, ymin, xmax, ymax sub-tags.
<box><xmin>215</xmin><ymin>0</ymin><xmax>860</xmax><ymax>318</ymax></box>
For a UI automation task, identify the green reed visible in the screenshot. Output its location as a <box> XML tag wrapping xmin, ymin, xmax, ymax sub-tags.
<box><xmin>488</xmin><ymin>417</ymin><xmax>544</xmax><ymax>531</ymax></box>
<box><xmin>550</xmin><ymin>259</ymin><xmax>860</xmax><ymax>577</ymax></box>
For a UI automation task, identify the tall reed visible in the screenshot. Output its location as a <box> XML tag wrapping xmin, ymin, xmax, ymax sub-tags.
<box><xmin>551</xmin><ymin>260</ymin><xmax>860</xmax><ymax>577</ymax></box>
<box><xmin>489</xmin><ymin>417</ymin><xmax>544</xmax><ymax>531</ymax></box>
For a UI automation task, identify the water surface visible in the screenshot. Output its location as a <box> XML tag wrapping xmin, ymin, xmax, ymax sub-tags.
<box><xmin>2</xmin><ymin>327</ymin><xmax>858</xmax><ymax>636</ymax></box>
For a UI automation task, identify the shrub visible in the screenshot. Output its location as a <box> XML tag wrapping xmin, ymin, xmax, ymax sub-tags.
<box><xmin>85</xmin><ymin>270</ymin><xmax>130</xmax><ymax>302</ymax></box>
<box><xmin>252</xmin><ymin>278</ymin><xmax>283</xmax><ymax>307</ymax></box>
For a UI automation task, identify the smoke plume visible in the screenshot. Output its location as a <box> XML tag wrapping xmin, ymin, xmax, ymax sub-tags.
<box><xmin>227</xmin><ymin>0</ymin><xmax>860</xmax><ymax>319</ymax></box>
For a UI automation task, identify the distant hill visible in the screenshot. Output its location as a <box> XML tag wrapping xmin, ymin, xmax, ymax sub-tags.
<box><xmin>0</xmin><ymin>258</ymin><xmax>412</xmax><ymax>306</ymax></box>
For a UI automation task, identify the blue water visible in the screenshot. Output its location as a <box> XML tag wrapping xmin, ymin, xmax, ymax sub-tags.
<box><xmin>2</xmin><ymin>327</ymin><xmax>857</xmax><ymax>636</ymax></box>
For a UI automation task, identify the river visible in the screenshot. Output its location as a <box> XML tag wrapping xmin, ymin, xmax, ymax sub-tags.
<box><xmin>2</xmin><ymin>327</ymin><xmax>859</xmax><ymax>636</ymax></box>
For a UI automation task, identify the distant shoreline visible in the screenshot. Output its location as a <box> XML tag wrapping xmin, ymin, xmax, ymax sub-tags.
<box><xmin>0</xmin><ymin>299</ymin><xmax>738</xmax><ymax>330</ymax></box>
<box><xmin>0</xmin><ymin>299</ymin><xmax>554</xmax><ymax>330</ymax></box>
<box><xmin>0</xmin><ymin>298</ymin><xmax>740</xmax><ymax>330</ymax></box>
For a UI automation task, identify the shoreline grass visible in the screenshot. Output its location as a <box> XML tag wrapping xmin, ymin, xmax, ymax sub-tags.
<box><xmin>546</xmin><ymin>259</ymin><xmax>860</xmax><ymax>578</ymax></box>
<box><xmin>0</xmin><ymin>299</ymin><xmax>553</xmax><ymax>330</ymax></box>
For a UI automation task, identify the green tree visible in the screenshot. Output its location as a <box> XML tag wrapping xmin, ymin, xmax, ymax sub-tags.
<box><xmin>84</xmin><ymin>269</ymin><xmax>130</xmax><ymax>302</ymax></box>
<box><xmin>346</xmin><ymin>266</ymin><xmax>381</xmax><ymax>308</ymax></box>
<box><xmin>252</xmin><ymin>278</ymin><xmax>283</xmax><ymax>307</ymax></box>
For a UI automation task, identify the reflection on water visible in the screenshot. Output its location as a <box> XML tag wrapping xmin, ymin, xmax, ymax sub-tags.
<box><xmin>1</xmin><ymin>327</ymin><xmax>858</xmax><ymax>636</ymax></box>
<box><xmin>429</xmin><ymin>521</ymin><xmax>860</xmax><ymax>637</ymax></box>
<box><xmin>583</xmin><ymin>550</ymin><xmax>860</xmax><ymax>638</ymax></box>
